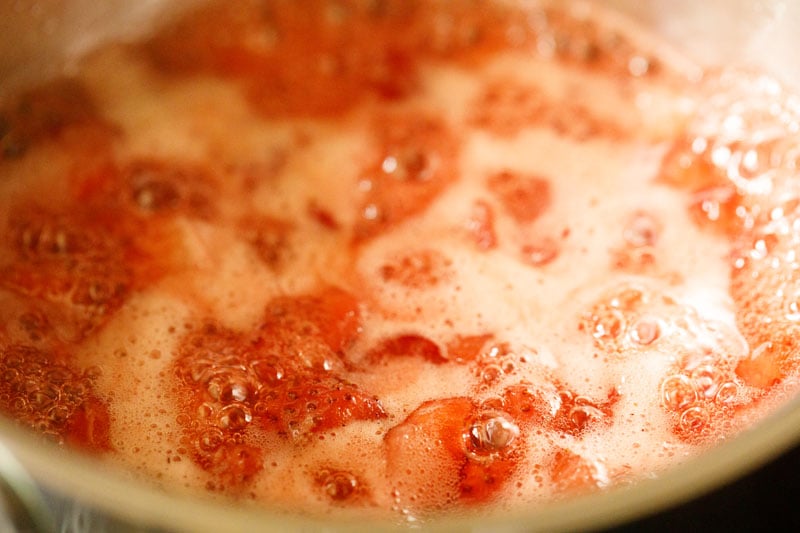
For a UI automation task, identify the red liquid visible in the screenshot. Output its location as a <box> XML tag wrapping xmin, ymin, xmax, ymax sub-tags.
<box><xmin>1</xmin><ymin>0</ymin><xmax>800</xmax><ymax>522</ymax></box>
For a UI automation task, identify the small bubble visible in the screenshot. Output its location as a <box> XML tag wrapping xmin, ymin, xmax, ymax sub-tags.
<box><xmin>10</xmin><ymin>396</ymin><xmax>29</xmax><ymax>414</ymax></box>
<box><xmin>28</xmin><ymin>385</ymin><xmax>58</xmax><ymax>409</ymax></box>
<box><xmin>218</xmin><ymin>404</ymin><xmax>252</xmax><ymax>430</ymax></box>
<box><xmin>690</xmin><ymin>364</ymin><xmax>722</xmax><ymax>399</ymax></box>
<box><xmin>679</xmin><ymin>405</ymin><xmax>709</xmax><ymax>433</ymax></box>
<box><xmin>362</xmin><ymin>204</ymin><xmax>379</xmax><ymax>221</ymax></box>
<box><xmin>197</xmin><ymin>402</ymin><xmax>215</xmax><ymax>419</ymax></box>
<box><xmin>661</xmin><ymin>374</ymin><xmax>697</xmax><ymax>411</ymax></box>
<box><xmin>220</xmin><ymin>380</ymin><xmax>251</xmax><ymax>403</ymax></box>
<box><xmin>785</xmin><ymin>292</ymin><xmax>800</xmax><ymax>321</ymax></box>
<box><xmin>132</xmin><ymin>179</ymin><xmax>179</xmax><ymax>212</ymax></box>
<box><xmin>480</xmin><ymin>364</ymin><xmax>503</xmax><ymax>384</ymax></box>
<box><xmin>2</xmin><ymin>368</ymin><xmax>21</xmax><ymax>386</ymax></box>
<box><xmin>251</xmin><ymin>360</ymin><xmax>284</xmax><ymax>385</ymax></box>
<box><xmin>321</xmin><ymin>471</ymin><xmax>358</xmax><ymax>501</ymax></box>
<box><xmin>629</xmin><ymin>318</ymin><xmax>660</xmax><ymax>345</ymax></box>
<box><xmin>627</xmin><ymin>56</ymin><xmax>650</xmax><ymax>77</ymax></box>
<box><xmin>381</xmin><ymin>156</ymin><xmax>398</xmax><ymax>174</ymax></box>
<box><xmin>46</xmin><ymin>405</ymin><xmax>71</xmax><ymax>425</ymax></box>
<box><xmin>198</xmin><ymin>428</ymin><xmax>224</xmax><ymax>452</ymax></box>
<box><xmin>465</xmin><ymin>413</ymin><xmax>519</xmax><ymax>455</ymax></box>
<box><xmin>715</xmin><ymin>381</ymin><xmax>739</xmax><ymax>404</ymax></box>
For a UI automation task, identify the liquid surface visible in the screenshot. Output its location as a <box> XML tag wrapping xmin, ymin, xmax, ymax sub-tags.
<box><xmin>1</xmin><ymin>0</ymin><xmax>800</xmax><ymax>523</ymax></box>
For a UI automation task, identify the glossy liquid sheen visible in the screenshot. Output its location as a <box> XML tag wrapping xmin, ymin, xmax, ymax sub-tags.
<box><xmin>1</xmin><ymin>0</ymin><xmax>800</xmax><ymax>522</ymax></box>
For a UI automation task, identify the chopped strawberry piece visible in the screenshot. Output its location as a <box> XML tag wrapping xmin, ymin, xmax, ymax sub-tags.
<box><xmin>366</xmin><ymin>334</ymin><xmax>445</xmax><ymax>364</ymax></box>
<box><xmin>687</xmin><ymin>185</ymin><xmax>748</xmax><ymax>237</ymax></box>
<box><xmin>487</xmin><ymin>171</ymin><xmax>551</xmax><ymax>225</ymax></box>
<box><xmin>735</xmin><ymin>341</ymin><xmax>788</xmax><ymax>389</ymax></box>
<box><xmin>354</xmin><ymin>115</ymin><xmax>459</xmax><ymax>243</ymax></box>
<box><xmin>500</xmin><ymin>383</ymin><xmax>557</xmax><ymax>425</ymax></box>
<box><xmin>0</xmin><ymin>209</ymin><xmax>132</xmax><ymax>338</ymax></box>
<box><xmin>445</xmin><ymin>334</ymin><xmax>494</xmax><ymax>363</ymax></box>
<box><xmin>379</xmin><ymin>249</ymin><xmax>453</xmax><ymax>288</ymax></box>
<box><xmin>0</xmin><ymin>343</ymin><xmax>110</xmax><ymax>452</ymax></box>
<box><xmin>63</xmin><ymin>395</ymin><xmax>112</xmax><ymax>452</ymax></box>
<box><xmin>200</xmin><ymin>443</ymin><xmax>264</xmax><ymax>490</ymax></box>
<box><xmin>143</xmin><ymin>1</ymin><xmax>533</xmax><ymax>118</ymax></box>
<box><xmin>254</xmin><ymin>372</ymin><xmax>386</xmax><ymax>436</ymax></box>
<box><xmin>549</xmin><ymin>448</ymin><xmax>607</xmax><ymax>494</ymax></box>
<box><xmin>729</xmin><ymin>223</ymin><xmax>800</xmax><ymax>388</ymax></box>
<box><xmin>385</xmin><ymin>396</ymin><xmax>522</xmax><ymax>510</ymax></box>
<box><xmin>0</xmin><ymin>78</ymin><xmax>114</xmax><ymax>162</ymax></box>
<box><xmin>501</xmin><ymin>382</ymin><xmax>618</xmax><ymax>436</ymax></box>
<box><xmin>261</xmin><ymin>286</ymin><xmax>362</xmax><ymax>354</ymax></box>
<box><xmin>174</xmin><ymin>288</ymin><xmax>385</xmax><ymax>488</ymax></box>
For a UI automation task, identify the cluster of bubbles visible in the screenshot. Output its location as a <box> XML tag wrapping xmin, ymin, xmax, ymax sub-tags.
<box><xmin>664</xmin><ymin>71</ymin><xmax>800</xmax><ymax>245</ymax></box>
<box><xmin>612</xmin><ymin>210</ymin><xmax>661</xmax><ymax>273</ymax></box>
<box><xmin>688</xmin><ymin>72</ymin><xmax>800</xmax><ymax>199</ymax></box>
<box><xmin>0</xmin><ymin>344</ymin><xmax>97</xmax><ymax>443</ymax></box>
<box><xmin>5</xmin><ymin>212</ymin><xmax>129</xmax><ymax>326</ymax></box>
<box><xmin>528</xmin><ymin>3</ymin><xmax>660</xmax><ymax>79</ymax></box>
<box><xmin>181</xmin><ymin>350</ymin><xmax>260</xmax><ymax>453</ymax></box>
<box><xmin>662</xmin><ymin>70</ymin><xmax>800</xmax><ymax>386</ymax></box>
<box><xmin>580</xmin><ymin>285</ymin><xmax>667</xmax><ymax>354</ymax></box>
<box><xmin>660</xmin><ymin>355</ymin><xmax>741</xmax><ymax>437</ymax></box>
<box><xmin>472</xmin><ymin>342</ymin><xmax>523</xmax><ymax>390</ymax></box>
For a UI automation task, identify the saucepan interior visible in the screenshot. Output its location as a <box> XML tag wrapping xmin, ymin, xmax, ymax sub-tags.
<box><xmin>1</xmin><ymin>1</ymin><xmax>800</xmax><ymax>531</ymax></box>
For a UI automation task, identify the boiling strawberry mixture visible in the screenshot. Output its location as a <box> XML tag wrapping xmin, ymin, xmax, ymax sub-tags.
<box><xmin>2</xmin><ymin>0</ymin><xmax>800</xmax><ymax>522</ymax></box>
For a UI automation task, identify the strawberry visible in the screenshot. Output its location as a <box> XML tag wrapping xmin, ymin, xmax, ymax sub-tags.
<box><xmin>366</xmin><ymin>334</ymin><xmax>445</xmax><ymax>365</ymax></box>
<box><xmin>143</xmin><ymin>1</ymin><xmax>535</xmax><ymax>119</ymax></box>
<box><xmin>174</xmin><ymin>287</ymin><xmax>385</xmax><ymax>488</ymax></box>
<box><xmin>260</xmin><ymin>286</ymin><xmax>362</xmax><ymax>355</ymax></box>
<box><xmin>385</xmin><ymin>396</ymin><xmax>524</xmax><ymax>511</ymax></box>
<box><xmin>549</xmin><ymin>448</ymin><xmax>608</xmax><ymax>495</ymax></box>
<box><xmin>0</xmin><ymin>209</ymin><xmax>132</xmax><ymax>338</ymax></box>
<box><xmin>501</xmin><ymin>382</ymin><xmax>618</xmax><ymax>437</ymax></box>
<box><xmin>379</xmin><ymin>249</ymin><xmax>453</xmax><ymax>288</ymax></box>
<box><xmin>0</xmin><ymin>78</ymin><xmax>114</xmax><ymax>162</ymax></box>
<box><xmin>730</xmin><ymin>221</ymin><xmax>800</xmax><ymax>388</ymax></box>
<box><xmin>63</xmin><ymin>394</ymin><xmax>112</xmax><ymax>453</ymax></box>
<box><xmin>487</xmin><ymin>170</ymin><xmax>551</xmax><ymax>225</ymax></box>
<box><xmin>354</xmin><ymin>114</ymin><xmax>459</xmax><ymax>243</ymax></box>
<box><xmin>0</xmin><ymin>343</ymin><xmax>110</xmax><ymax>451</ymax></box>
<box><xmin>445</xmin><ymin>334</ymin><xmax>494</xmax><ymax>364</ymax></box>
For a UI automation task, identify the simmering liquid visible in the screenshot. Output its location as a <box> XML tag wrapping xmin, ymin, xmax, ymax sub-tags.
<box><xmin>2</xmin><ymin>0</ymin><xmax>800</xmax><ymax>522</ymax></box>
